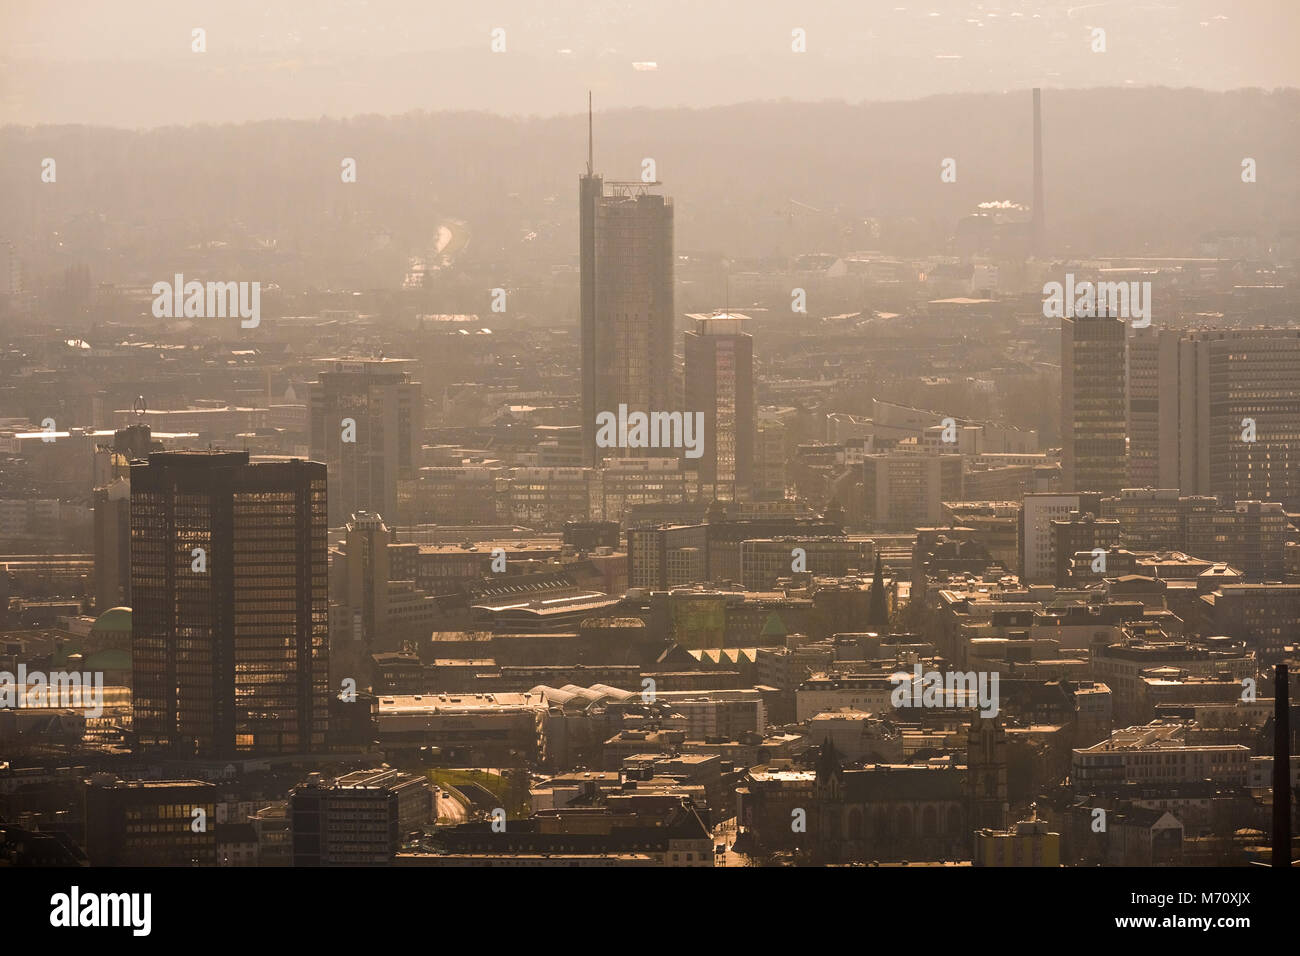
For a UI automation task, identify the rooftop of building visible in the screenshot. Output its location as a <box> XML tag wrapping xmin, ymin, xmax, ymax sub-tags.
<box><xmin>376</xmin><ymin>692</ymin><xmax>545</xmax><ymax>713</ymax></box>
<box><xmin>809</xmin><ymin>710</ymin><xmax>878</xmax><ymax>721</ymax></box>
<box><xmin>471</xmin><ymin>591</ymin><xmax>618</xmax><ymax>614</ymax></box>
<box><xmin>1074</xmin><ymin>722</ymin><xmax>1252</xmax><ymax>753</ymax></box>
<box><xmin>415</xmin><ymin>538</ymin><xmax>563</xmax><ymax>555</ymax></box>
<box><xmin>88</xmin><ymin>777</ymin><xmax>214</xmax><ymax>789</ymax></box>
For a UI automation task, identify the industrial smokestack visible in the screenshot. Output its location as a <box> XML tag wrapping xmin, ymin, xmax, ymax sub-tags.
<box><xmin>1032</xmin><ymin>88</ymin><xmax>1044</xmax><ymax>256</ymax></box>
<box><xmin>1274</xmin><ymin>662</ymin><xmax>1292</xmax><ymax>868</ymax></box>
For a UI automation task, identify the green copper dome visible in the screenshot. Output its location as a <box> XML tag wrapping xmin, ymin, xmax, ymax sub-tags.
<box><xmin>91</xmin><ymin>606</ymin><xmax>132</xmax><ymax>634</ymax></box>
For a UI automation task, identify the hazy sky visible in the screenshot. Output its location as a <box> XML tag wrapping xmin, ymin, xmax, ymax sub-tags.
<box><xmin>3</xmin><ymin>0</ymin><xmax>1297</xmax><ymax>126</ymax></box>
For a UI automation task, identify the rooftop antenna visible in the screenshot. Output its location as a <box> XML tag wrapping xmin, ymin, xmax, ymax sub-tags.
<box><xmin>587</xmin><ymin>91</ymin><xmax>593</xmax><ymax>176</ymax></box>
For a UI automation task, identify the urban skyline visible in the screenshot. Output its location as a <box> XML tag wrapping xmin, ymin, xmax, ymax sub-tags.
<box><xmin>0</xmin><ymin>2</ymin><xmax>1295</xmax><ymax>937</ymax></box>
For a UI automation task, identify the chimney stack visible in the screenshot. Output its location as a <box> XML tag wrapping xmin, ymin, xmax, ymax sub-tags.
<box><xmin>1274</xmin><ymin>662</ymin><xmax>1292</xmax><ymax>868</ymax></box>
<box><xmin>1032</xmin><ymin>88</ymin><xmax>1044</xmax><ymax>256</ymax></box>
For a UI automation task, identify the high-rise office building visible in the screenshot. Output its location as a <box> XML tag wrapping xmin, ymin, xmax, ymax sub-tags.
<box><xmin>579</xmin><ymin>117</ymin><xmax>675</xmax><ymax>467</ymax></box>
<box><xmin>684</xmin><ymin>313</ymin><xmax>755</xmax><ymax>501</ymax></box>
<box><xmin>1062</xmin><ymin>314</ymin><xmax>1127</xmax><ymax>495</ymax></box>
<box><xmin>1100</xmin><ymin>488</ymin><xmax>1212</xmax><ymax>552</ymax></box>
<box><xmin>627</xmin><ymin>523</ymin><xmax>709</xmax><ymax>590</ymax></box>
<box><xmin>308</xmin><ymin>358</ymin><xmax>422</xmax><ymax>525</ymax></box>
<box><xmin>754</xmin><ymin>416</ymin><xmax>789</xmax><ymax>501</ymax></box>
<box><xmin>1126</xmin><ymin>327</ymin><xmax>1300</xmax><ymax>509</ymax></box>
<box><xmin>1126</xmin><ymin>326</ymin><xmax>1180</xmax><ymax>489</ymax></box>
<box><xmin>590</xmin><ymin>457</ymin><xmax>697</xmax><ymax>524</ymax></box>
<box><xmin>1174</xmin><ymin>329</ymin><xmax>1300</xmax><ymax>508</ymax></box>
<box><xmin>1184</xmin><ymin>500</ymin><xmax>1290</xmax><ymax>580</ymax></box>
<box><xmin>92</xmin><ymin>478</ymin><xmax>131</xmax><ymax>612</ymax></box>
<box><xmin>860</xmin><ymin>452</ymin><xmax>963</xmax><ymax>531</ymax></box>
<box><xmin>327</xmin><ymin>508</ymin><xmax>437</xmax><ymax>667</ymax></box>
<box><xmin>1020</xmin><ymin>492</ymin><xmax>1102</xmax><ymax>583</ymax></box>
<box><xmin>92</xmin><ymin>423</ymin><xmax>162</xmax><ymax>611</ymax></box>
<box><xmin>1094</xmin><ymin>489</ymin><xmax>1287</xmax><ymax>580</ymax></box>
<box><xmin>329</xmin><ymin>509</ymin><xmax>390</xmax><ymax>689</ymax></box>
<box><xmin>130</xmin><ymin>450</ymin><xmax>328</xmax><ymax>758</ymax></box>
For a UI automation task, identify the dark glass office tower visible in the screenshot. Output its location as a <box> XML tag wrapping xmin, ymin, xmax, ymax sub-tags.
<box><xmin>579</xmin><ymin>155</ymin><xmax>675</xmax><ymax>466</ymax></box>
<box><xmin>131</xmin><ymin>450</ymin><xmax>329</xmax><ymax>758</ymax></box>
<box><xmin>1062</xmin><ymin>314</ymin><xmax>1127</xmax><ymax>495</ymax></box>
<box><xmin>685</xmin><ymin>313</ymin><xmax>755</xmax><ymax>500</ymax></box>
<box><xmin>308</xmin><ymin>358</ymin><xmax>422</xmax><ymax>526</ymax></box>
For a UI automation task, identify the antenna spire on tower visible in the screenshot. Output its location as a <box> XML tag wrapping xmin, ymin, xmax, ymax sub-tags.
<box><xmin>587</xmin><ymin>91</ymin><xmax>593</xmax><ymax>175</ymax></box>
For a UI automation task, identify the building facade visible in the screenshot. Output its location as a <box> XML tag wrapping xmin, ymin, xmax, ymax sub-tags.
<box><xmin>308</xmin><ymin>358</ymin><xmax>422</xmax><ymax>525</ymax></box>
<box><xmin>684</xmin><ymin>313</ymin><xmax>755</xmax><ymax>500</ymax></box>
<box><xmin>580</xmin><ymin>172</ymin><xmax>676</xmax><ymax>467</ymax></box>
<box><xmin>130</xmin><ymin>451</ymin><xmax>329</xmax><ymax>758</ymax></box>
<box><xmin>1062</xmin><ymin>314</ymin><xmax>1127</xmax><ymax>495</ymax></box>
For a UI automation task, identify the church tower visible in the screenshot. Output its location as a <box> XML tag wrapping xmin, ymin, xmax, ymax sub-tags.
<box><xmin>813</xmin><ymin>737</ymin><xmax>845</xmax><ymax>863</ymax></box>
<box><xmin>966</xmin><ymin>714</ymin><xmax>1009</xmax><ymax>833</ymax></box>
